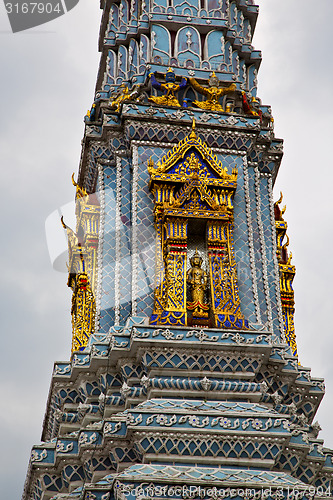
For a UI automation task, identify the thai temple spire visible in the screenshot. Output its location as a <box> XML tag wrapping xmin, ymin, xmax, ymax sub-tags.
<box><xmin>23</xmin><ymin>1</ymin><xmax>333</xmax><ymax>499</ymax></box>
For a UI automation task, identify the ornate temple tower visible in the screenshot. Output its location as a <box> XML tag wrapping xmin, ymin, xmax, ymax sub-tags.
<box><xmin>23</xmin><ymin>1</ymin><xmax>333</xmax><ymax>499</ymax></box>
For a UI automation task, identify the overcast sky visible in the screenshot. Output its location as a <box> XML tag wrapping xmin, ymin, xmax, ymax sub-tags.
<box><xmin>0</xmin><ymin>0</ymin><xmax>332</xmax><ymax>497</ymax></box>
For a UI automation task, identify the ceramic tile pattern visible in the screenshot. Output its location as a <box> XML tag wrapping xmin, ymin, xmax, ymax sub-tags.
<box><xmin>99</xmin><ymin>165</ymin><xmax>117</xmax><ymax>332</ymax></box>
<box><xmin>260</xmin><ymin>176</ymin><xmax>281</xmax><ymax>337</ymax></box>
<box><xmin>98</xmin><ymin>140</ymin><xmax>282</xmax><ymax>333</ymax></box>
<box><xmin>247</xmin><ymin>167</ymin><xmax>268</xmax><ymax>326</ymax></box>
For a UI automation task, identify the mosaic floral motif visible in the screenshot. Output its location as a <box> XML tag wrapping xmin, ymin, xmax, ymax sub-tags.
<box><xmin>124</xmin><ymin>412</ymin><xmax>289</xmax><ymax>433</ymax></box>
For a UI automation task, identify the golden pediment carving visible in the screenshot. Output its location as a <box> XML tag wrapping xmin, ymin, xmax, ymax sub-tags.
<box><xmin>148</xmin><ymin>122</ymin><xmax>238</xmax><ymax>187</ymax></box>
<box><xmin>169</xmin><ymin>178</ymin><xmax>218</xmax><ymax>211</ymax></box>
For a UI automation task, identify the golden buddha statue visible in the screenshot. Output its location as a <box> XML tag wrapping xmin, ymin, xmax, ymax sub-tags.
<box><xmin>187</xmin><ymin>249</ymin><xmax>209</xmax><ymax>317</ymax></box>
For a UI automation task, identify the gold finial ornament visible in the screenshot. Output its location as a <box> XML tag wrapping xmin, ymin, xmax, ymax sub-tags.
<box><xmin>147</xmin><ymin>157</ymin><xmax>155</xmax><ymax>174</ymax></box>
<box><xmin>60</xmin><ymin>215</ymin><xmax>67</xmax><ymax>230</ymax></box>
<box><xmin>277</xmin><ymin>191</ymin><xmax>283</xmax><ymax>205</ymax></box>
<box><xmin>72</xmin><ymin>173</ymin><xmax>88</xmax><ymax>199</ymax></box>
<box><xmin>282</xmin><ymin>234</ymin><xmax>290</xmax><ymax>249</ymax></box>
<box><xmin>189</xmin><ymin>119</ymin><xmax>197</xmax><ymax>140</ymax></box>
<box><xmin>61</xmin><ymin>216</ymin><xmax>78</xmax><ymax>257</ymax></box>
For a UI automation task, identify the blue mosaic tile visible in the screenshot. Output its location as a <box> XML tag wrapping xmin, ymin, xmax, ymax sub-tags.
<box><xmin>259</xmin><ymin>176</ymin><xmax>281</xmax><ymax>336</ymax></box>
<box><xmin>247</xmin><ymin>168</ymin><xmax>268</xmax><ymax>326</ymax></box>
<box><xmin>135</xmin><ymin>146</ymin><xmax>164</xmax><ymax>317</ymax></box>
<box><xmin>99</xmin><ymin>307</ymin><xmax>115</xmax><ymax>332</ymax></box>
<box><xmin>100</xmin><ymin>168</ymin><xmax>117</xmax><ymax>332</ymax></box>
<box><xmin>231</xmin><ymin>154</ymin><xmax>256</xmax><ymax>324</ymax></box>
<box><xmin>119</xmin><ymin>159</ymin><xmax>132</xmax><ymax>325</ymax></box>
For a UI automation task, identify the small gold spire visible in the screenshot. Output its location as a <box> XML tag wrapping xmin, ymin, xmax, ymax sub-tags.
<box><xmin>287</xmin><ymin>252</ymin><xmax>293</xmax><ymax>265</ymax></box>
<box><xmin>190</xmin><ymin>118</ymin><xmax>197</xmax><ymax>140</ymax></box>
<box><xmin>147</xmin><ymin>157</ymin><xmax>154</xmax><ymax>174</ymax></box>
<box><xmin>60</xmin><ymin>215</ymin><xmax>67</xmax><ymax>229</ymax></box>
<box><xmin>72</xmin><ymin>173</ymin><xmax>88</xmax><ymax>199</ymax></box>
<box><xmin>282</xmin><ymin>234</ymin><xmax>290</xmax><ymax>249</ymax></box>
<box><xmin>277</xmin><ymin>191</ymin><xmax>283</xmax><ymax>205</ymax></box>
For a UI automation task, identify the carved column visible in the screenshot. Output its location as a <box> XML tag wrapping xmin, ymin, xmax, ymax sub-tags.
<box><xmin>150</xmin><ymin>217</ymin><xmax>188</xmax><ymax>326</ymax></box>
<box><xmin>280</xmin><ymin>261</ymin><xmax>297</xmax><ymax>357</ymax></box>
<box><xmin>207</xmin><ymin>220</ymin><xmax>248</xmax><ymax>329</ymax></box>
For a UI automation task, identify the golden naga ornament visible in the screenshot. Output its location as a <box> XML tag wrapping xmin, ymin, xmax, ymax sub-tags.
<box><xmin>71</xmin><ymin>172</ymin><xmax>88</xmax><ymax>199</ymax></box>
<box><xmin>148</xmin><ymin>120</ymin><xmax>248</xmax><ymax>329</ymax></box>
<box><xmin>62</xmin><ymin>175</ymin><xmax>100</xmax><ymax>353</ymax></box>
<box><xmin>149</xmin><ymin>68</ymin><xmax>187</xmax><ymax>108</ymax></box>
<box><xmin>274</xmin><ymin>192</ymin><xmax>298</xmax><ymax>359</ymax></box>
<box><xmin>189</xmin><ymin>72</ymin><xmax>236</xmax><ymax>112</ymax></box>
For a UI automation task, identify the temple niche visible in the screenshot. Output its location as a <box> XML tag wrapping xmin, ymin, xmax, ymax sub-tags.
<box><xmin>148</xmin><ymin>122</ymin><xmax>248</xmax><ymax>330</ymax></box>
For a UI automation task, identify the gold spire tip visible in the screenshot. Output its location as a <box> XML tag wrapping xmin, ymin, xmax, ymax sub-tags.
<box><xmin>71</xmin><ymin>173</ymin><xmax>77</xmax><ymax>187</ymax></box>
<box><xmin>60</xmin><ymin>215</ymin><xmax>67</xmax><ymax>229</ymax></box>
<box><xmin>190</xmin><ymin>118</ymin><xmax>197</xmax><ymax>139</ymax></box>
<box><xmin>277</xmin><ymin>191</ymin><xmax>283</xmax><ymax>205</ymax></box>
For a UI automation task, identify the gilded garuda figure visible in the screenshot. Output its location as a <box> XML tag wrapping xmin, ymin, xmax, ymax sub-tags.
<box><xmin>187</xmin><ymin>250</ymin><xmax>209</xmax><ymax>317</ymax></box>
<box><xmin>241</xmin><ymin>91</ymin><xmax>263</xmax><ymax>120</ymax></box>
<box><xmin>109</xmin><ymin>83</ymin><xmax>142</xmax><ymax>113</ymax></box>
<box><xmin>149</xmin><ymin>68</ymin><xmax>187</xmax><ymax>108</ymax></box>
<box><xmin>189</xmin><ymin>72</ymin><xmax>236</xmax><ymax>112</ymax></box>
